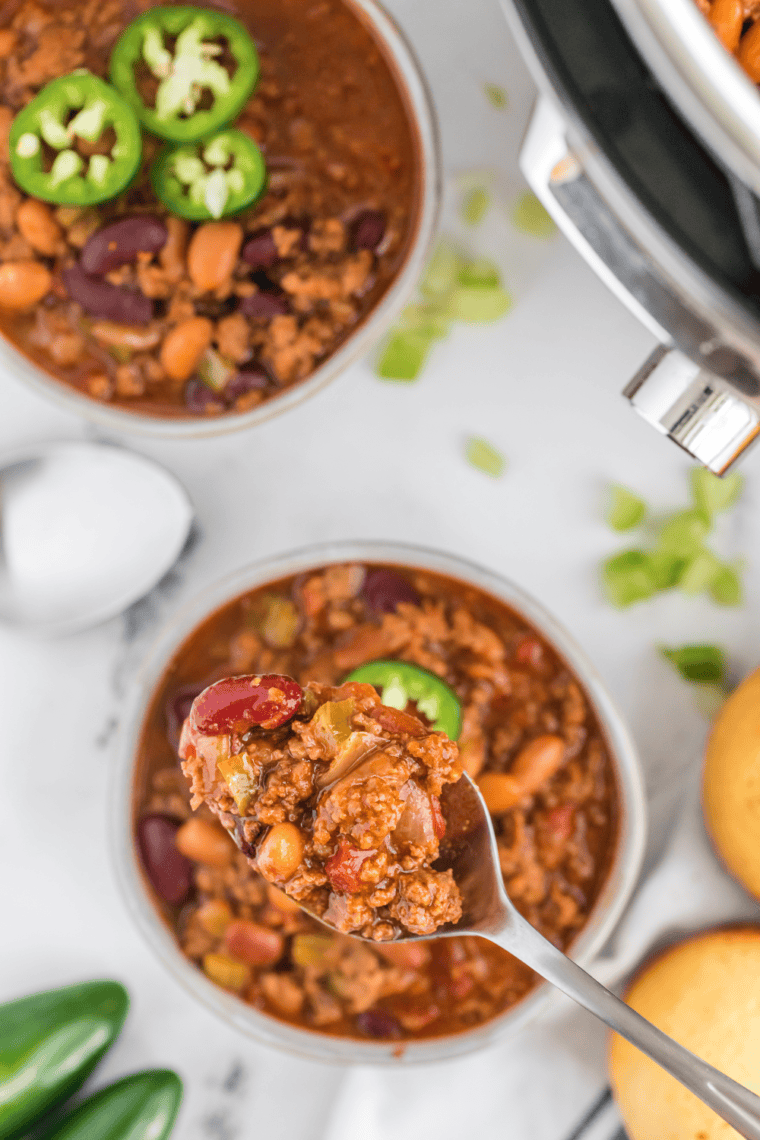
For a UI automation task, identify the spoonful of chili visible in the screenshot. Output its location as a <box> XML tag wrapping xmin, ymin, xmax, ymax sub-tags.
<box><xmin>179</xmin><ymin>673</ymin><xmax>760</xmax><ymax>1139</ymax></box>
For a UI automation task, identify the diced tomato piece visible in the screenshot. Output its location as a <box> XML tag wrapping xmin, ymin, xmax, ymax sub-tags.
<box><xmin>515</xmin><ymin>635</ymin><xmax>544</xmax><ymax>671</ymax></box>
<box><xmin>192</xmin><ymin>674</ymin><xmax>303</xmax><ymax>734</ymax></box>
<box><xmin>325</xmin><ymin>840</ymin><xmax>377</xmax><ymax>892</ymax></box>
<box><xmin>369</xmin><ymin>704</ymin><xmax>427</xmax><ymax>738</ymax></box>
<box><xmin>430</xmin><ymin>794</ymin><xmax>446</xmax><ymax>840</ymax></box>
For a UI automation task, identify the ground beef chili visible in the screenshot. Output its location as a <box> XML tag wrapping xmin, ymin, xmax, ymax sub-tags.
<box><xmin>178</xmin><ymin>675</ymin><xmax>463</xmax><ymax>938</ymax></box>
<box><xmin>0</xmin><ymin>0</ymin><xmax>417</xmax><ymax>417</ymax></box>
<box><xmin>134</xmin><ymin>563</ymin><xmax>620</xmax><ymax>1041</ymax></box>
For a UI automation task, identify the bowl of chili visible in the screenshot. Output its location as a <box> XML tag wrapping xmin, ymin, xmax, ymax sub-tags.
<box><xmin>0</xmin><ymin>0</ymin><xmax>439</xmax><ymax>435</ymax></box>
<box><xmin>114</xmin><ymin>542</ymin><xmax>647</xmax><ymax>1063</ymax></box>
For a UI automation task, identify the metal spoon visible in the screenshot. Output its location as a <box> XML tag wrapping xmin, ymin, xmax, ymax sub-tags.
<box><xmin>0</xmin><ymin>440</ymin><xmax>193</xmax><ymax>635</ymax></box>
<box><xmin>306</xmin><ymin>775</ymin><xmax>760</xmax><ymax>1139</ymax></box>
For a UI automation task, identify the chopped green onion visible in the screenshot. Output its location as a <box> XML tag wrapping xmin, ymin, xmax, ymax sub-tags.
<box><xmin>690</xmin><ymin>467</ymin><xmax>743</xmax><ymax>518</ymax></box>
<box><xmin>377</xmin><ymin>331</ymin><xmax>431</xmax><ymax>382</ymax></box>
<box><xmin>420</xmin><ymin>241</ymin><xmax>464</xmax><ymax>299</ymax></box>
<box><xmin>647</xmin><ymin>551</ymin><xmax>686</xmax><ymax>590</ymax></box>
<box><xmin>458</xmin><ymin>257</ymin><xmax>501</xmax><ymax>289</ymax></box>
<box><xmin>513</xmin><ymin>191</ymin><xmax>556</xmax><ymax>238</ymax></box>
<box><xmin>465</xmin><ymin>436</ymin><xmax>506</xmax><ymax>478</ymax></box>
<box><xmin>449</xmin><ymin>285</ymin><xmax>512</xmax><ymax>323</ymax></box>
<box><xmin>606</xmin><ymin>485</ymin><xmax>647</xmax><ymax>531</ymax></box>
<box><xmin>601</xmin><ymin>550</ymin><xmax>657</xmax><ymax>608</ymax></box>
<box><xmin>197</xmin><ymin>347</ymin><xmax>234</xmax><ymax>392</ymax></box>
<box><xmin>656</xmin><ymin>509</ymin><xmax>711</xmax><ymax>558</ymax></box>
<box><xmin>660</xmin><ymin>644</ymin><xmax>725</xmax><ymax>684</ymax></box>
<box><xmin>678</xmin><ymin>549</ymin><xmax>722</xmax><ymax>595</ymax></box>
<box><xmin>399</xmin><ymin>302</ymin><xmax>451</xmax><ymax>340</ymax></box>
<box><xmin>462</xmin><ymin>186</ymin><xmax>490</xmax><ymax>226</ymax></box>
<box><xmin>710</xmin><ymin>562</ymin><xmax>743</xmax><ymax>606</ymax></box>
<box><xmin>484</xmin><ymin>82</ymin><xmax>508</xmax><ymax>110</ymax></box>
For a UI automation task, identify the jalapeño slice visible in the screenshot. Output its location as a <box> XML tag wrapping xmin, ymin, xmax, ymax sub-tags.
<box><xmin>345</xmin><ymin>660</ymin><xmax>462</xmax><ymax>740</ymax></box>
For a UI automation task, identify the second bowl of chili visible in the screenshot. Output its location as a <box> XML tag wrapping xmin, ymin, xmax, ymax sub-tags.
<box><xmin>114</xmin><ymin>542</ymin><xmax>647</xmax><ymax>1063</ymax></box>
<box><xmin>0</xmin><ymin>0</ymin><xmax>439</xmax><ymax>435</ymax></box>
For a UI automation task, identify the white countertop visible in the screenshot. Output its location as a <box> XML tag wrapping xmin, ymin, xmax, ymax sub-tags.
<box><xmin>2</xmin><ymin>1</ymin><xmax>760</xmax><ymax>1137</ymax></box>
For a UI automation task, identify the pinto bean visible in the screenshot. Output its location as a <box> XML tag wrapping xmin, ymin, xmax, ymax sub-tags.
<box><xmin>175</xmin><ymin>817</ymin><xmax>234</xmax><ymax>868</ymax></box>
<box><xmin>225</xmin><ymin>920</ymin><xmax>284</xmax><ymax>966</ymax></box>
<box><xmin>63</xmin><ymin>264</ymin><xmax>153</xmax><ymax>325</ymax></box>
<box><xmin>511</xmin><ymin>734</ymin><xmax>566</xmax><ymax>790</ymax></box>
<box><xmin>739</xmin><ymin>21</ymin><xmax>760</xmax><ymax>81</ymax></box>
<box><xmin>709</xmin><ymin>0</ymin><xmax>743</xmax><ymax>52</ymax></box>
<box><xmin>160</xmin><ymin>317</ymin><xmax>213</xmax><ymax>382</ymax></box>
<box><xmin>0</xmin><ymin>261</ymin><xmax>52</xmax><ymax>309</ymax></box>
<box><xmin>188</xmin><ymin>221</ymin><xmax>243</xmax><ymax>292</ymax></box>
<box><xmin>256</xmin><ymin>823</ymin><xmax>305</xmax><ymax>882</ymax></box>
<box><xmin>160</xmin><ymin>216</ymin><xmax>190</xmax><ymax>282</ymax></box>
<box><xmin>16</xmin><ymin>199</ymin><xmax>63</xmax><ymax>256</ymax></box>
<box><xmin>91</xmin><ymin>321</ymin><xmax>162</xmax><ymax>350</ymax></box>
<box><xmin>81</xmin><ymin>216</ymin><xmax>168</xmax><ymax>276</ymax></box>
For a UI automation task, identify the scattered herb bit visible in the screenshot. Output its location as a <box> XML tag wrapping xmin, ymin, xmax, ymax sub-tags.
<box><xmin>606</xmin><ymin>485</ymin><xmax>646</xmax><ymax>531</ymax></box>
<box><xmin>655</xmin><ymin>508</ymin><xmax>711</xmax><ymax>558</ymax></box>
<box><xmin>601</xmin><ymin>550</ymin><xmax>657</xmax><ymax>608</ymax></box>
<box><xmin>465</xmin><ymin>437</ymin><xmax>506</xmax><ymax>478</ymax></box>
<box><xmin>484</xmin><ymin>82</ymin><xmax>508</xmax><ymax>110</ymax></box>
<box><xmin>458</xmin><ymin>257</ymin><xmax>501</xmax><ymax>289</ymax></box>
<box><xmin>513</xmin><ymin>191</ymin><xmax>556</xmax><ymax>238</ymax></box>
<box><xmin>462</xmin><ymin>185</ymin><xmax>490</xmax><ymax>226</ymax></box>
<box><xmin>399</xmin><ymin>302</ymin><xmax>451</xmax><ymax>340</ymax></box>
<box><xmin>421</xmin><ymin>241</ymin><xmax>464</xmax><ymax>299</ymax></box>
<box><xmin>660</xmin><ymin>644</ymin><xmax>726</xmax><ymax>684</ymax></box>
<box><xmin>449</xmin><ymin>284</ymin><xmax>511</xmax><ymax>323</ymax></box>
<box><xmin>690</xmin><ymin>467</ymin><xmax>743</xmax><ymax>519</ymax></box>
<box><xmin>376</xmin><ymin>331</ymin><xmax>431</xmax><ymax>382</ymax></box>
<box><xmin>647</xmin><ymin>551</ymin><xmax>687</xmax><ymax>590</ymax></box>
<box><xmin>678</xmin><ymin>549</ymin><xmax>723</xmax><ymax>596</ymax></box>
<box><xmin>710</xmin><ymin>562</ymin><xmax>743</xmax><ymax>606</ymax></box>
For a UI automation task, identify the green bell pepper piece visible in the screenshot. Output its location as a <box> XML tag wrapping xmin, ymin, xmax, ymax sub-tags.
<box><xmin>151</xmin><ymin>129</ymin><xmax>266</xmax><ymax>220</ymax></box>
<box><xmin>9</xmin><ymin>72</ymin><xmax>142</xmax><ymax>207</ymax></box>
<box><xmin>0</xmin><ymin>980</ymin><xmax>129</xmax><ymax>1140</ymax></box>
<box><xmin>111</xmin><ymin>6</ymin><xmax>260</xmax><ymax>143</ymax></box>
<box><xmin>345</xmin><ymin>660</ymin><xmax>462</xmax><ymax>740</ymax></box>
<box><xmin>37</xmin><ymin>1070</ymin><xmax>182</xmax><ymax>1140</ymax></box>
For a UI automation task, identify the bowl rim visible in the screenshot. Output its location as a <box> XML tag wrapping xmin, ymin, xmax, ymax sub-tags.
<box><xmin>0</xmin><ymin>0</ymin><xmax>442</xmax><ymax>438</ymax></box>
<box><xmin>111</xmin><ymin>540</ymin><xmax>648</xmax><ymax>1064</ymax></box>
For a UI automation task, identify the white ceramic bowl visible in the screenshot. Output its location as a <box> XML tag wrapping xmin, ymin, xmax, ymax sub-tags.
<box><xmin>0</xmin><ymin>0</ymin><xmax>441</xmax><ymax>438</ymax></box>
<box><xmin>113</xmin><ymin>541</ymin><xmax>647</xmax><ymax>1063</ymax></box>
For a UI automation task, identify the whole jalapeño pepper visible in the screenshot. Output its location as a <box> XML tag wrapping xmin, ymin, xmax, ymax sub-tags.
<box><xmin>9</xmin><ymin>73</ymin><xmax>142</xmax><ymax>206</ymax></box>
<box><xmin>110</xmin><ymin>7</ymin><xmax>260</xmax><ymax>143</ymax></box>
<box><xmin>37</xmin><ymin>1070</ymin><xmax>182</xmax><ymax>1140</ymax></box>
<box><xmin>0</xmin><ymin>980</ymin><xmax>129</xmax><ymax>1140</ymax></box>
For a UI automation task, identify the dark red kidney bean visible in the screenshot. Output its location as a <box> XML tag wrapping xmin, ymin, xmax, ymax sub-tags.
<box><xmin>137</xmin><ymin>815</ymin><xmax>193</xmax><ymax>906</ymax></box>
<box><xmin>241</xmin><ymin>230</ymin><xmax>279</xmax><ymax>268</ymax></box>
<box><xmin>224</xmin><ymin>368</ymin><xmax>269</xmax><ymax>403</ymax></box>
<box><xmin>355</xmin><ymin>1009</ymin><xmax>402</xmax><ymax>1040</ymax></box>
<box><xmin>362</xmin><ymin>568</ymin><xmax>420</xmax><ymax>614</ymax></box>
<box><xmin>352</xmin><ymin>210</ymin><xmax>386</xmax><ymax>251</ymax></box>
<box><xmin>63</xmin><ymin>264</ymin><xmax>153</xmax><ymax>325</ymax></box>
<box><xmin>80</xmin><ymin>216</ymin><xmax>168</xmax><ymax>276</ymax></box>
<box><xmin>165</xmin><ymin>683</ymin><xmax>206</xmax><ymax>746</ymax></box>
<box><xmin>191</xmin><ymin>674</ymin><xmax>303</xmax><ymax>734</ymax></box>
<box><xmin>239</xmin><ymin>291</ymin><xmax>290</xmax><ymax>319</ymax></box>
<box><xmin>325</xmin><ymin>840</ymin><xmax>378</xmax><ymax>893</ymax></box>
<box><xmin>184</xmin><ymin>378</ymin><xmax>223</xmax><ymax>415</ymax></box>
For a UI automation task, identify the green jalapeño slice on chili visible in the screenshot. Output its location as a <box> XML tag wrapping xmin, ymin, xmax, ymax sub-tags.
<box><xmin>111</xmin><ymin>6</ymin><xmax>260</xmax><ymax>143</ymax></box>
<box><xmin>152</xmin><ymin>128</ymin><xmax>266</xmax><ymax>220</ymax></box>
<box><xmin>345</xmin><ymin>660</ymin><xmax>463</xmax><ymax>740</ymax></box>
<box><xmin>9</xmin><ymin>72</ymin><xmax>142</xmax><ymax>206</ymax></box>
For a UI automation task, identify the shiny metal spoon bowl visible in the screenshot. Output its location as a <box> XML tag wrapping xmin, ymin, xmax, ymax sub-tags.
<box><xmin>0</xmin><ymin>440</ymin><xmax>193</xmax><ymax>635</ymax></box>
<box><xmin>298</xmin><ymin>775</ymin><xmax>760</xmax><ymax>1138</ymax></box>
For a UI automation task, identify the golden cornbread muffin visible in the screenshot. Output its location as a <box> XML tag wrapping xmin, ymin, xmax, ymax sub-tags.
<box><xmin>703</xmin><ymin>665</ymin><xmax>760</xmax><ymax>897</ymax></box>
<box><xmin>609</xmin><ymin>928</ymin><xmax>760</xmax><ymax>1140</ymax></box>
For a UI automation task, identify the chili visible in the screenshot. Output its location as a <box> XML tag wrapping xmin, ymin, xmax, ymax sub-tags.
<box><xmin>346</xmin><ymin>659</ymin><xmax>463</xmax><ymax>740</ymax></box>
<box><xmin>110</xmin><ymin>6</ymin><xmax>260</xmax><ymax>142</ymax></box>
<box><xmin>9</xmin><ymin>72</ymin><xmax>142</xmax><ymax>206</ymax></box>
<box><xmin>152</xmin><ymin>129</ymin><xmax>266</xmax><ymax>221</ymax></box>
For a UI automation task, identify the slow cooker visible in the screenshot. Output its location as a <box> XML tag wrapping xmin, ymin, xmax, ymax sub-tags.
<box><xmin>502</xmin><ymin>0</ymin><xmax>760</xmax><ymax>472</ymax></box>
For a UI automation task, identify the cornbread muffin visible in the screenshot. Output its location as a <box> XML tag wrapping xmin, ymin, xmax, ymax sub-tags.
<box><xmin>609</xmin><ymin>927</ymin><xmax>760</xmax><ymax>1140</ymax></box>
<box><xmin>703</xmin><ymin>665</ymin><xmax>760</xmax><ymax>897</ymax></box>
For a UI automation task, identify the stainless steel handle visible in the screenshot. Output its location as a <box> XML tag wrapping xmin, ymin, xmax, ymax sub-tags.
<box><xmin>489</xmin><ymin>913</ymin><xmax>760</xmax><ymax>1139</ymax></box>
<box><xmin>520</xmin><ymin>97</ymin><xmax>760</xmax><ymax>471</ymax></box>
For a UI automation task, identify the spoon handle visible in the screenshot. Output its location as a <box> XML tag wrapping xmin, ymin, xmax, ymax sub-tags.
<box><xmin>487</xmin><ymin>915</ymin><xmax>760</xmax><ymax>1139</ymax></box>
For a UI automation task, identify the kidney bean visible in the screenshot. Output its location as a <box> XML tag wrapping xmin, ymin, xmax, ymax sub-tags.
<box><xmin>225</xmin><ymin>920</ymin><xmax>284</xmax><ymax>966</ymax></box>
<box><xmin>80</xmin><ymin>216</ymin><xmax>168</xmax><ymax>276</ymax></box>
<box><xmin>351</xmin><ymin>209</ymin><xmax>386</xmax><ymax>251</ymax></box>
<box><xmin>166</xmin><ymin>683</ymin><xmax>206</xmax><ymax>745</ymax></box>
<box><xmin>239</xmin><ymin>291</ymin><xmax>290</xmax><ymax>319</ymax></box>
<box><xmin>362</xmin><ymin>568</ymin><xmax>420</xmax><ymax>614</ymax></box>
<box><xmin>224</xmin><ymin>368</ymin><xmax>269</xmax><ymax>403</ymax></box>
<box><xmin>325</xmin><ymin>840</ymin><xmax>377</xmax><ymax>892</ymax></box>
<box><xmin>355</xmin><ymin>1008</ymin><xmax>402</xmax><ymax>1040</ymax></box>
<box><xmin>184</xmin><ymin>378</ymin><xmax>223</xmax><ymax>415</ymax></box>
<box><xmin>137</xmin><ymin>814</ymin><xmax>193</xmax><ymax>906</ymax></box>
<box><xmin>368</xmin><ymin>704</ymin><xmax>427</xmax><ymax>738</ymax></box>
<box><xmin>191</xmin><ymin>674</ymin><xmax>303</xmax><ymax>734</ymax></box>
<box><xmin>63</xmin><ymin>264</ymin><xmax>152</xmax><ymax>325</ymax></box>
<box><xmin>241</xmin><ymin>230</ymin><xmax>279</xmax><ymax>268</ymax></box>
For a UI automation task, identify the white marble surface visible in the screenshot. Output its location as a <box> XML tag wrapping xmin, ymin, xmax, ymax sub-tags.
<box><xmin>3</xmin><ymin>1</ymin><xmax>760</xmax><ymax>1137</ymax></box>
